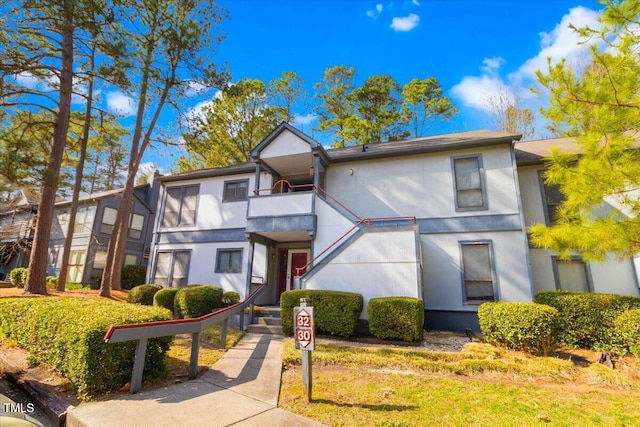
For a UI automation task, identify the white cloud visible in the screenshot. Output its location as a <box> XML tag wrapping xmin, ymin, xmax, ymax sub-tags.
<box><xmin>106</xmin><ymin>91</ymin><xmax>137</xmax><ymax>117</ymax></box>
<box><xmin>293</xmin><ymin>113</ymin><xmax>317</xmax><ymax>126</ymax></box>
<box><xmin>186</xmin><ymin>80</ymin><xmax>209</xmax><ymax>97</ymax></box>
<box><xmin>412</xmin><ymin>0</ymin><xmax>420</xmax><ymax>6</ymax></box>
<box><xmin>185</xmin><ymin>99</ymin><xmax>214</xmax><ymax>123</ymax></box>
<box><xmin>451</xmin><ymin>6</ymin><xmax>600</xmax><ymax>114</ymax></box>
<box><xmin>366</xmin><ymin>4</ymin><xmax>384</xmax><ymax>18</ymax></box>
<box><xmin>390</xmin><ymin>13</ymin><xmax>420</xmax><ymax>32</ymax></box>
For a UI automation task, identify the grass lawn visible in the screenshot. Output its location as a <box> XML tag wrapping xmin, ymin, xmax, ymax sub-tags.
<box><xmin>279</xmin><ymin>340</ymin><xmax>640</xmax><ymax>427</ymax></box>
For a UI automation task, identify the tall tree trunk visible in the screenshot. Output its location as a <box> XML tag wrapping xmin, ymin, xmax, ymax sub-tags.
<box><xmin>57</xmin><ymin>46</ymin><xmax>95</xmax><ymax>291</ymax></box>
<box><xmin>24</xmin><ymin>3</ymin><xmax>74</xmax><ymax>295</ymax></box>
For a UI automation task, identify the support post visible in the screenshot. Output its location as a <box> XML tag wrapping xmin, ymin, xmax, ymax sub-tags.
<box><xmin>302</xmin><ymin>347</ymin><xmax>312</xmax><ymax>402</ymax></box>
<box><xmin>220</xmin><ymin>318</ymin><xmax>228</xmax><ymax>348</ymax></box>
<box><xmin>189</xmin><ymin>332</ymin><xmax>200</xmax><ymax>379</ymax></box>
<box><xmin>131</xmin><ymin>338</ymin><xmax>148</xmax><ymax>394</ymax></box>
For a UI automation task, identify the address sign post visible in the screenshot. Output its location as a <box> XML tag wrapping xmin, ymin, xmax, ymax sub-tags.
<box><xmin>294</xmin><ymin>298</ymin><xmax>314</xmax><ymax>402</ymax></box>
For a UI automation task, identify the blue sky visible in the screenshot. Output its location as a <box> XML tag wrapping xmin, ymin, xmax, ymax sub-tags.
<box><xmin>115</xmin><ymin>0</ymin><xmax>604</xmax><ymax>172</ymax></box>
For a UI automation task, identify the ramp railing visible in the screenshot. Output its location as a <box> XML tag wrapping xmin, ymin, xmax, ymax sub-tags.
<box><xmin>103</xmin><ymin>282</ymin><xmax>266</xmax><ymax>394</ymax></box>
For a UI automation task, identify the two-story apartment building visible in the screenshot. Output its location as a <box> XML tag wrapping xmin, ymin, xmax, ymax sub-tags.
<box><xmin>0</xmin><ymin>190</ymin><xmax>39</xmax><ymax>280</ymax></box>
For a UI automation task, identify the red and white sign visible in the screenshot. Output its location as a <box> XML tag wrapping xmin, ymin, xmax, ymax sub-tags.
<box><xmin>294</xmin><ymin>307</ymin><xmax>314</xmax><ymax>350</ymax></box>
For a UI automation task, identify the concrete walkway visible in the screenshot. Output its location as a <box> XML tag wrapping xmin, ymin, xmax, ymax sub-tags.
<box><xmin>66</xmin><ymin>333</ymin><xmax>324</xmax><ymax>427</ymax></box>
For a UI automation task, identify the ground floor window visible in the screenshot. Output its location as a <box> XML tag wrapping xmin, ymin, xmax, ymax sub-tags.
<box><xmin>155</xmin><ymin>250</ymin><xmax>190</xmax><ymax>287</ymax></box>
<box><xmin>67</xmin><ymin>250</ymin><xmax>86</xmax><ymax>283</ymax></box>
<box><xmin>553</xmin><ymin>258</ymin><xmax>591</xmax><ymax>292</ymax></box>
<box><xmin>215</xmin><ymin>248</ymin><xmax>243</xmax><ymax>273</ymax></box>
<box><xmin>460</xmin><ymin>241</ymin><xmax>495</xmax><ymax>303</ymax></box>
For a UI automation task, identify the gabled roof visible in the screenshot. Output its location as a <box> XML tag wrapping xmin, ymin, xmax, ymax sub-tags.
<box><xmin>159</xmin><ymin>162</ymin><xmax>256</xmax><ymax>183</ymax></box>
<box><xmin>514</xmin><ymin>137</ymin><xmax>582</xmax><ymax>166</ymax></box>
<box><xmin>250</xmin><ymin>121</ymin><xmax>327</xmax><ymax>160</ymax></box>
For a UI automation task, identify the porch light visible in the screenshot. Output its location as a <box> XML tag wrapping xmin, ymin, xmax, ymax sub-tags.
<box><xmin>309</xmin><ymin>165</ymin><xmax>314</xmax><ymax>176</ymax></box>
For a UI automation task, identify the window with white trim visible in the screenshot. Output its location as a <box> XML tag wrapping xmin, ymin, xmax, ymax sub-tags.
<box><xmin>154</xmin><ymin>250</ymin><xmax>190</xmax><ymax>287</ymax></box>
<box><xmin>162</xmin><ymin>185</ymin><xmax>199</xmax><ymax>227</ymax></box>
<box><xmin>124</xmin><ymin>254</ymin><xmax>138</xmax><ymax>266</ymax></box>
<box><xmin>223</xmin><ymin>179</ymin><xmax>249</xmax><ymax>202</ymax></box>
<box><xmin>453</xmin><ymin>155</ymin><xmax>487</xmax><ymax>210</ymax></box>
<box><xmin>538</xmin><ymin>171</ymin><xmax>564</xmax><ymax>225</ymax></box>
<box><xmin>100</xmin><ymin>207</ymin><xmax>117</xmax><ymax>234</ymax></box>
<box><xmin>215</xmin><ymin>249</ymin><xmax>243</xmax><ymax>273</ymax></box>
<box><xmin>74</xmin><ymin>206</ymin><xmax>96</xmax><ymax>232</ymax></box>
<box><xmin>128</xmin><ymin>213</ymin><xmax>144</xmax><ymax>239</ymax></box>
<box><xmin>553</xmin><ymin>258</ymin><xmax>590</xmax><ymax>292</ymax></box>
<box><xmin>460</xmin><ymin>242</ymin><xmax>495</xmax><ymax>303</ymax></box>
<box><xmin>67</xmin><ymin>250</ymin><xmax>86</xmax><ymax>283</ymax></box>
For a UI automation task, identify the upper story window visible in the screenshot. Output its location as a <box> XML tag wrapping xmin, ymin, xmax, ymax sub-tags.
<box><xmin>452</xmin><ymin>155</ymin><xmax>487</xmax><ymax>211</ymax></box>
<box><xmin>100</xmin><ymin>207</ymin><xmax>117</xmax><ymax>234</ymax></box>
<box><xmin>223</xmin><ymin>179</ymin><xmax>249</xmax><ymax>202</ymax></box>
<box><xmin>538</xmin><ymin>171</ymin><xmax>564</xmax><ymax>225</ymax></box>
<box><xmin>128</xmin><ymin>213</ymin><xmax>144</xmax><ymax>239</ymax></box>
<box><xmin>74</xmin><ymin>206</ymin><xmax>96</xmax><ymax>232</ymax></box>
<box><xmin>162</xmin><ymin>185</ymin><xmax>199</xmax><ymax>227</ymax></box>
<box><xmin>553</xmin><ymin>257</ymin><xmax>591</xmax><ymax>292</ymax></box>
<box><xmin>460</xmin><ymin>241</ymin><xmax>495</xmax><ymax>304</ymax></box>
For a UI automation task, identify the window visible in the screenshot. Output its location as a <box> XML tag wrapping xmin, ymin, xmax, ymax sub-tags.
<box><xmin>93</xmin><ymin>250</ymin><xmax>107</xmax><ymax>269</ymax></box>
<box><xmin>162</xmin><ymin>185</ymin><xmax>199</xmax><ymax>227</ymax></box>
<box><xmin>124</xmin><ymin>254</ymin><xmax>138</xmax><ymax>266</ymax></box>
<box><xmin>67</xmin><ymin>250</ymin><xmax>86</xmax><ymax>283</ymax></box>
<box><xmin>74</xmin><ymin>206</ymin><xmax>96</xmax><ymax>232</ymax></box>
<box><xmin>223</xmin><ymin>179</ymin><xmax>249</xmax><ymax>202</ymax></box>
<box><xmin>453</xmin><ymin>155</ymin><xmax>487</xmax><ymax>210</ymax></box>
<box><xmin>538</xmin><ymin>171</ymin><xmax>564</xmax><ymax>225</ymax></box>
<box><xmin>215</xmin><ymin>249</ymin><xmax>243</xmax><ymax>273</ymax></box>
<box><xmin>101</xmin><ymin>207</ymin><xmax>117</xmax><ymax>234</ymax></box>
<box><xmin>460</xmin><ymin>242</ymin><xmax>495</xmax><ymax>303</ymax></box>
<box><xmin>128</xmin><ymin>214</ymin><xmax>144</xmax><ymax>239</ymax></box>
<box><xmin>154</xmin><ymin>250</ymin><xmax>190</xmax><ymax>287</ymax></box>
<box><xmin>553</xmin><ymin>258</ymin><xmax>590</xmax><ymax>292</ymax></box>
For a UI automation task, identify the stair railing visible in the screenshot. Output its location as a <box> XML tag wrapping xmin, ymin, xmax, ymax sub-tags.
<box><xmin>103</xmin><ymin>281</ymin><xmax>266</xmax><ymax>394</ymax></box>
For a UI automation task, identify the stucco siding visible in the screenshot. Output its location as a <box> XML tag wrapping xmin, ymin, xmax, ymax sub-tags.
<box><xmin>313</xmin><ymin>196</ymin><xmax>358</xmax><ymax>263</ymax></box>
<box><xmin>260</xmin><ymin>131</ymin><xmax>310</xmax><ymax>159</ymax></box>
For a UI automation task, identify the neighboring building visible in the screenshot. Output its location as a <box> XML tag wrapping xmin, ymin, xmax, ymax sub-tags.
<box><xmin>147</xmin><ymin>123</ymin><xmax>640</xmax><ymax>331</ymax></box>
<box><xmin>0</xmin><ymin>181</ymin><xmax>159</xmax><ymax>287</ymax></box>
<box><xmin>0</xmin><ymin>190</ymin><xmax>40</xmax><ymax>280</ymax></box>
<box><xmin>48</xmin><ymin>183</ymin><xmax>159</xmax><ymax>287</ymax></box>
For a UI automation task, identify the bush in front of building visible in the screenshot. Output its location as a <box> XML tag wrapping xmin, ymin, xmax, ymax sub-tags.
<box><xmin>45</xmin><ymin>276</ymin><xmax>58</xmax><ymax>288</ymax></box>
<box><xmin>222</xmin><ymin>291</ymin><xmax>241</xmax><ymax>307</ymax></box>
<box><xmin>368</xmin><ymin>297</ymin><xmax>424</xmax><ymax>342</ymax></box>
<box><xmin>174</xmin><ymin>285</ymin><xmax>224</xmax><ymax>318</ymax></box>
<box><xmin>534</xmin><ymin>291</ymin><xmax>640</xmax><ymax>350</ymax></box>
<box><xmin>615</xmin><ymin>309</ymin><xmax>640</xmax><ymax>356</ymax></box>
<box><xmin>478</xmin><ymin>302</ymin><xmax>559</xmax><ymax>355</ymax></box>
<box><xmin>121</xmin><ymin>265</ymin><xmax>147</xmax><ymax>290</ymax></box>
<box><xmin>281</xmin><ymin>289</ymin><xmax>363</xmax><ymax>337</ymax></box>
<box><xmin>9</xmin><ymin>267</ymin><xmax>28</xmax><ymax>288</ymax></box>
<box><xmin>0</xmin><ymin>297</ymin><xmax>172</xmax><ymax>399</ymax></box>
<box><xmin>127</xmin><ymin>284</ymin><xmax>163</xmax><ymax>306</ymax></box>
<box><xmin>153</xmin><ymin>287</ymin><xmax>180</xmax><ymax>314</ymax></box>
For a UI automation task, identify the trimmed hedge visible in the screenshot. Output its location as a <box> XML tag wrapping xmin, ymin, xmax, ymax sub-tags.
<box><xmin>46</xmin><ymin>276</ymin><xmax>58</xmax><ymax>288</ymax></box>
<box><xmin>534</xmin><ymin>291</ymin><xmax>640</xmax><ymax>350</ymax></box>
<box><xmin>153</xmin><ymin>288</ymin><xmax>180</xmax><ymax>314</ymax></box>
<box><xmin>615</xmin><ymin>309</ymin><xmax>640</xmax><ymax>356</ymax></box>
<box><xmin>0</xmin><ymin>297</ymin><xmax>172</xmax><ymax>399</ymax></box>
<box><xmin>9</xmin><ymin>267</ymin><xmax>28</xmax><ymax>288</ymax></box>
<box><xmin>222</xmin><ymin>291</ymin><xmax>240</xmax><ymax>307</ymax></box>
<box><xmin>174</xmin><ymin>285</ymin><xmax>223</xmax><ymax>318</ymax></box>
<box><xmin>368</xmin><ymin>297</ymin><xmax>424</xmax><ymax>342</ymax></box>
<box><xmin>121</xmin><ymin>265</ymin><xmax>147</xmax><ymax>290</ymax></box>
<box><xmin>127</xmin><ymin>284</ymin><xmax>163</xmax><ymax>306</ymax></box>
<box><xmin>478</xmin><ymin>302</ymin><xmax>558</xmax><ymax>355</ymax></box>
<box><xmin>280</xmin><ymin>289</ymin><xmax>363</xmax><ymax>337</ymax></box>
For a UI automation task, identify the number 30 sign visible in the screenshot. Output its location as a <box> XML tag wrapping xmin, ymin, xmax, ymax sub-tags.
<box><xmin>294</xmin><ymin>306</ymin><xmax>314</xmax><ymax>351</ymax></box>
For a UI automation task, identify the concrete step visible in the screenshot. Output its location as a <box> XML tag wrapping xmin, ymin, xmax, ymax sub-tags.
<box><xmin>246</xmin><ymin>324</ymin><xmax>283</xmax><ymax>335</ymax></box>
<box><xmin>254</xmin><ymin>317</ymin><xmax>282</xmax><ymax>326</ymax></box>
<box><xmin>255</xmin><ymin>306</ymin><xmax>281</xmax><ymax>317</ymax></box>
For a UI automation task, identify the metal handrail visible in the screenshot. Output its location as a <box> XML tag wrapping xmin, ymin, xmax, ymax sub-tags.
<box><xmin>104</xmin><ymin>282</ymin><xmax>266</xmax><ymax>394</ymax></box>
<box><xmin>295</xmin><ymin>216</ymin><xmax>417</xmax><ymax>277</ymax></box>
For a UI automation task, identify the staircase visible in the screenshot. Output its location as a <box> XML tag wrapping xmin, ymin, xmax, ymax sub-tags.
<box><xmin>246</xmin><ymin>306</ymin><xmax>283</xmax><ymax>335</ymax></box>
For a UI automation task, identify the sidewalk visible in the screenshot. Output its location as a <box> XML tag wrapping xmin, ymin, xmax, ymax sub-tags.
<box><xmin>66</xmin><ymin>333</ymin><xmax>325</xmax><ymax>427</ymax></box>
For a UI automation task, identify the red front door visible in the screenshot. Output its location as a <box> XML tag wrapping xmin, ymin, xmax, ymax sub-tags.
<box><xmin>289</xmin><ymin>252</ymin><xmax>309</xmax><ymax>290</ymax></box>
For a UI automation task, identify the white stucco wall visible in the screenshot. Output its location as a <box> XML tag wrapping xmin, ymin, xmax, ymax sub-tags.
<box><xmin>421</xmin><ymin>231</ymin><xmax>533</xmax><ymax>312</ymax></box>
<box><xmin>325</xmin><ymin>146</ymin><xmax>520</xmax><ymax>219</ymax></box>
<box><xmin>313</xmin><ymin>196</ymin><xmax>358</xmax><ymax>264</ymax></box>
<box><xmin>260</xmin><ymin>131</ymin><xmax>310</xmax><ymax>159</ymax></box>
<box><xmin>303</xmin><ymin>229</ymin><xmax>421</xmax><ymax>318</ymax></box>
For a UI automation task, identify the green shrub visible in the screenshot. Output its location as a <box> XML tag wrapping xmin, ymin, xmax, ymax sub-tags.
<box><xmin>121</xmin><ymin>265</ymin><xmax>147</xmax><ymax>290</ymax></box>
<box><xmin>534</xmin><ymin>291</ymin><xmax>640</xmax><ymax>350</ymax></box>
<box><xmin>65</xmin><ymin>282</ymin><xmax>86</xmax><ymax>290</ymax></box>
<box><xmin>222</xmin><ymin>291</ymin><xmax>241</xmax><ymax>307</ymax></box>
<box><xmin>45</xmin><ymin>276</ymin><xmax>58</xmax><ymax>288</ymax></box>
<box><xmin>615</xmin><ymin>309</ymin><xmax>640</xmax><ymax>356</ymax></box>
<box><xmin>368</xmin><ymin>297</ymin><xmax>424</xmax><ymax>342</ymax></box>
<box><xmin>153</xmin><ymin>287</ymin><xmax>180</xmax><ymax>314</ymax></box>
<box><xmin>280</xmin><ymin>289</ymin><xmax>363</xmax><ymax>337</ymax></box>
<box><xmin>478</xmin><ymin>302</ymin><xmax>559</xmax><ymax>355</ymax></box>
<box><xmin>9</xmin><ymin>267</ymin><xmax>28</xmax><ymax>288</ymax></box>
<box><xmin>0</xmin><ymin>297</ymin><xmax>172</xmax><ymax>399</ymax></box>
<box><xmin>174</xmin><ymin>285</ymin><xmax>223</xmax><ymax>318</ymax></box>
<box><xmin>127</xmin><ymin>284</ymin><xmax>163</xmax><ymax>306</ymax></box>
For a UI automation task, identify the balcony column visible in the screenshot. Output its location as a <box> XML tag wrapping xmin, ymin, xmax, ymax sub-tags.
<box><xmin>313</xmin><ymin>154</ymin><xmax>321</xmax><ymax>188</ymax></box>
<box><xmin>253</xmin><ymin>162</ymin><xmax>262</xmax><ymax>195</ymax></box>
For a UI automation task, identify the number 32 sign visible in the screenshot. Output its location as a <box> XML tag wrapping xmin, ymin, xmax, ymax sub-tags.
<box><xmin>294</xmin><ymin>306</ymin><xmax>315</xmax><ymax>351</ymax></box>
